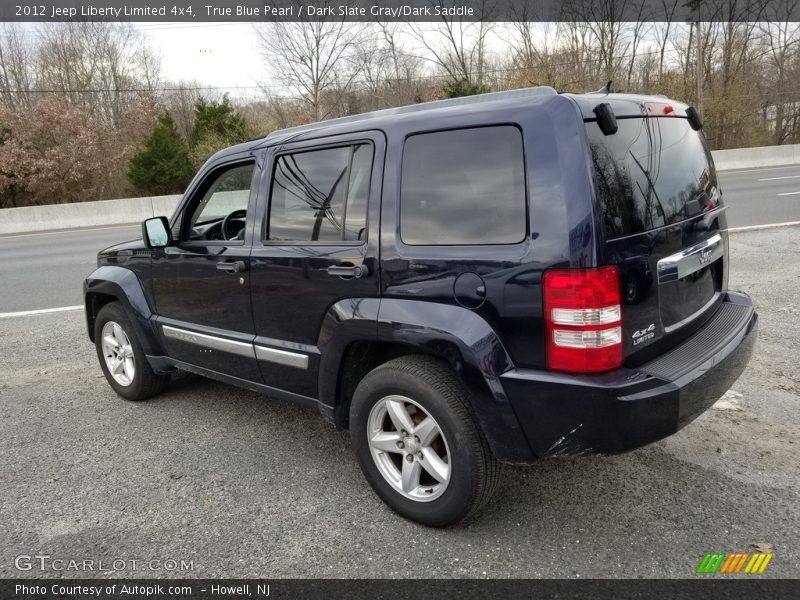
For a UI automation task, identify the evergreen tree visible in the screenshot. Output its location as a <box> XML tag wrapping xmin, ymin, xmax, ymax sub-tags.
<box><xmin>190</xmin><ymin>95</ymin><xmax>248</xmax><ymax>148</ymax></box>
<box><xmin>127</xmin><ymin>113</ymin><xmax>194</xmax><ymax>195</ymax></box>
<box><xmin>443</xmin><ymin>79</ymin><xmax>491</xmax><ymax>99</ymax></box>
<box><xmin>188</xmin><ymin>95</ymin><xmax>250</xmax><ymax>168</ymax></box>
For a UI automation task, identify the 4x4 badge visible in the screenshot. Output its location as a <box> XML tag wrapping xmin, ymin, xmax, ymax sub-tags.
<box><xmin>632</xmin><ymin>324</ymin><xmax>656</xmax><ymax>346</ymax></box>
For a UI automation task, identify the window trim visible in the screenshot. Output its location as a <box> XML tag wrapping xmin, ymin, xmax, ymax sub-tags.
<box><xmin>262</xmin><ymin>139</ymin><xmax>375</xmax><ymax>247</ymax></box>
<box><xmin>398</xmin><ymin>124</ymin><xmax>529</xmax><ymax>248</ymax></box>
<box><xmin>178</xmin><ymin>158</ymin><xmax>258</xmax><ymax>247</ymax></box>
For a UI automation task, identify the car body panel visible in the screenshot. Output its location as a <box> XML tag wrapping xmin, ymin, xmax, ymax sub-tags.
<box><xmin>84</xmin><ymin>88</ymin><xmax>757</xmax><ymax>464</ymax></box>
<box><xmin>501</xmin><ymin>293</ymin><xmax>755</xmax><ymax>457</ymax></box>
<box><xmin>376</xmin><ymin>298</ymin><xmax>534</xmax><ymax>461</ymax></box>
<box><xmin>248</xmin><ymin>131</ymin><xmax>385</xmax><ymax>398</ymax></box>
<box><xmin>84</xmin><ymin>265</ymin><xmax>164</xmax><ymax>357</ymax></box>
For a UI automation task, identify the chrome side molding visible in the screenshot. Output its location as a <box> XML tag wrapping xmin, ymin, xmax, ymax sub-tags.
<box><xmin>162</xmin><ymin>324</ymin><xmax>308</xmax><ymax>369</ymax></box>
<box><xmin>163</xmin><ymin>325</ymin><xmax>255</xmax><ymax>359</ymax></box>
<box><xmin>657</xmin><ymin>234</ymin><xmax>723</xmax><ymax>284</ymax></box>
<box><xmin>254</xmin><ymin>345</ymin><xmax>309</xmax><ymax>370</ymax></box>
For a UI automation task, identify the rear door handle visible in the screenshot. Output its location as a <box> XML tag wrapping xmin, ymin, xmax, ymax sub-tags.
<box><xmin>326</xmin><ymin>264</ymin><xmax>369</xmax><ymax>279</ymax></box>
<box><xmin>216</xmin><ymin>260</ymin><xmax>246</xmax><ymax>273</ymax></box>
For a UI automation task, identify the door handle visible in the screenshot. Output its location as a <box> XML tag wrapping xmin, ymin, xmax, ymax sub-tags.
<box><xmin>216</xmin><ymin>260</ymin><xmax>246</xmax><ymax>273</ymax></box>
<box><xmin>326</xmin><ymin>264</ymin><xmax>369</xmax><ymax>279</ymax></box>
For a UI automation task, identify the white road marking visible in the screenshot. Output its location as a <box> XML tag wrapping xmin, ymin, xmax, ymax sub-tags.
<box><xmin>728</xmin><ymin>220</ymin><xmax>800</xmax><ymax>232</ymax></box>
<box><xmin>719</xmin><ymin>164</ymin><xmax>800</xmax><ymax>175</ymax></box>
<box><xmin>0</xmin><ymin>305</ymin><xmax>83</xmax><ymax>319</ymax></box>
<box><xmin>758</xmin><ymin>175</ymin><xmax>800</xmax><ymax>181</ymax></box>
<box><xmin>0</xmin><ymin>224</ymin><xmax>139</xmax><ymax>240</ymax></box>
<box><xmin>777</xmin><ymin>191</ymin><xmax>800</xmax><ymax>196</ymax></box>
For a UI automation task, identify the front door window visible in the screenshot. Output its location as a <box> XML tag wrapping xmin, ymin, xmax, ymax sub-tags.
<box><xmin>186</xmin><ymin>163</ymin><xmax>255</xmax><ymax>242</ymax></box>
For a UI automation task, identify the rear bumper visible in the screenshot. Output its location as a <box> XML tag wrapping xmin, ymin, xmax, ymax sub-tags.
<box><xmin>500</xmin><ymin>292</ymin><xmax>757</xmax><ymax>459</ymax></box>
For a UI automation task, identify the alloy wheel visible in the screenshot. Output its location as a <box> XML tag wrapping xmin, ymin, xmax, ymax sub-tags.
<box><xmin>367</xmin><ymin>395</ymin><xmax>451</xmax><ymax>502</ymax></box>
<box><xmin>101</xmin><ymin>321</ymin><xmax>136</xmax><ymax>386</ymax></box>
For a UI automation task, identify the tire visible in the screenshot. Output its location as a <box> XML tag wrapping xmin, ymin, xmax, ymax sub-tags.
<box><xmin>350</xmin><ymin>355</ymin><xmax>500</xmax><ymax>527</ymax></box>
<box><xmin>94</xmin><ymin>302</ymin><xmax>169</xmax><ymax>401</ymax></box>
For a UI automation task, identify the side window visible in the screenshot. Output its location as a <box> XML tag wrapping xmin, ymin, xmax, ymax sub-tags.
<box><xmin>186</xmin><ymin>163</ymin><xmax>255</xmax><ymax>241</ymax></box>
<box><xmin>268</xmin><ymin>143</ymin><xmax>373</xmax><ymax>243</ymax></box>
<box><xmin>400</xmin><ymin>126</ymin><xmax>526</xmax><ymax>245</ymax></box>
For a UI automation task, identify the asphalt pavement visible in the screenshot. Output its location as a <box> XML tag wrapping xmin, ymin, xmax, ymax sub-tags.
<box><xmin>0</xmin><ymin>224</ymin><xmax>140</xmax><ymax>313</ymax></box>
<box><xmin>719</xmin><ymin>164</ymin><xmax>800</xmax><ymax>228</ymax></box>
<box><xmin>1</xmin><ymin>226</ymin><xmax>798</xmax><ymax>578</ymax></box>
<box><xmin>1</xmin><ymin>164</ymin><xmax>798</xmax><ymax>314</ymax></box>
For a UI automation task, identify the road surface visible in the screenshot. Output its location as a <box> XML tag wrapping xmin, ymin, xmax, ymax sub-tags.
<box><xmin>719</xmin><ymin>164</ymin><xmax>800</xmax><ymax>228</ymax></box>
<box><xmin>1</xmin><ymin>226</ymin><xmax>797</xmax><ymax>578</ymax></box>
<box><xmin>0</xmin><ymin>164</ymin><xmax>798</xmax><ymax>313</ymax></box>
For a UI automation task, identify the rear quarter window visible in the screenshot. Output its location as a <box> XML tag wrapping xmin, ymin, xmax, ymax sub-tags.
<box><xmin>400</xmin><ymin>126</ymin><xmax>527</xmax><ymax>245</ymax></box>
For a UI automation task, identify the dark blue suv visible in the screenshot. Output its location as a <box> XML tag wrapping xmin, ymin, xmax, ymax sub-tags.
<box><xmin>84</xmin><ymin>87</ymin><xmax>757</xmax><ymax>526</ymax></box>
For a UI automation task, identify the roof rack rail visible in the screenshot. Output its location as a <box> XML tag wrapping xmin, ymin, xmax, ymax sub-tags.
<box><xmin>265</xmin><ymin>86</ymin><xmax>558</xmax><ymax>140</ymax></box>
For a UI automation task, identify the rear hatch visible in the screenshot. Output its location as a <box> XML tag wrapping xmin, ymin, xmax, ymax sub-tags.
<box><xmin>584</xmin><ymin>103</ymin><xmax>727</xmax><ymax>364</ymax></box>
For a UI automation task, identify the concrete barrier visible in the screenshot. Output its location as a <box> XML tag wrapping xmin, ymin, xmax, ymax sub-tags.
<box><xmin>2</xmin><ymin>143</ymin><xmax>799</xmax><ymax>235</ymax></box>
<box><xmin>713</xmin><ymin>144</ymin><xmax>800</xmax><ymax>172</ymax></box>
<box><xmin>0</xmin><ymin>195</ymin><xmax>181</xmax><ymax>236</ymax></box>
<box><xmin>151</xmin><ymin>195</ymin><xmax>183</xmax><ymax>219</ymax></box>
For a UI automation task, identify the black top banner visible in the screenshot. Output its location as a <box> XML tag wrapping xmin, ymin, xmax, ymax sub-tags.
<box><xmin>2</xmin><ymin>0</ymin><xmax>800</xmax><ymax>22</ymax></box>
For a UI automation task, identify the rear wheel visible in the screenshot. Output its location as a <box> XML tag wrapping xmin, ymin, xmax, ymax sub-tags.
<box><xmin>94</xmin><ymin>302</ymin><xmax>169</xmax><ymax>401</ymax></box>
<box><xmin>350</xmin><ymin>355</ymin><xmax>499</xmax><ymax>527</ymax></box>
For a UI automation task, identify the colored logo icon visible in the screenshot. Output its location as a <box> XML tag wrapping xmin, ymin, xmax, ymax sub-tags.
<box><xmin>696</xmin><ymin>552</ymin><xmax>773</xmax><ymax>574</ymax></box>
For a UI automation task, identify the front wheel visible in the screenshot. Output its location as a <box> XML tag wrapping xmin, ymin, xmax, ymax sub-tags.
<box><xmin>94</xmin><ymin>302</ymin><xmax>169</xmax><ymax>401</ymax></box>
<box><xmin>350</xmin><ymin>356</ymin><xmax>499</xmax><ymax>527</ymax></box>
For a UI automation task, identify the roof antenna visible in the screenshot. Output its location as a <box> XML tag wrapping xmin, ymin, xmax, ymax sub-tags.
<box><xmin>591</xmin><ymin>80</ymin><xmax>613</xmax><ymax>94</ymax></box>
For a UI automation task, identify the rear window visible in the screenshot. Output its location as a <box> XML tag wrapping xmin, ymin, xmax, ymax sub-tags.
<box><xmin>268</xmin><ymin>143</ymin><xmax>372</xmax><ymax>243</ymax></box>
<box><xmin>400</xmin><ymin>126</ymin><xmax>526</xmax><ymax>245</ymax></box>
<box><xmin>586</xmin><ymin>117</ymin><xmax>720</xmax><ymax>239</ymax></box>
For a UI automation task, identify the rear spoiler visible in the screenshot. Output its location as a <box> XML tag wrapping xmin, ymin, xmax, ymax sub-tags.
<box><xmin>589</xmin><ymin>102</ymin><xmax>703</xmax><ymax>136</ymax></box>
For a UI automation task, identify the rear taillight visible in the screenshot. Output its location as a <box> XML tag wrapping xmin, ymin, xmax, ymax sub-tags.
<box><xmin>543</xmin><ymin>266</ymin><xmax>623</xmax><ymax>373</ymax></box>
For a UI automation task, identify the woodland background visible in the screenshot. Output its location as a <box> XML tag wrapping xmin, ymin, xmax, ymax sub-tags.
<box><xmin>1</xmin><ymin>5</ymin><xmax>799</xmax><ymax>208</ymax></box>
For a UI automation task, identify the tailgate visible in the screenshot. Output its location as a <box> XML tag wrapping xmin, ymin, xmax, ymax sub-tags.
<box><xmin>606</xmin><ymin>217</ymin><xmax>727</xmax><ymax>361</ymax></box>
<box><xmin>585</xmin><ymin>113</ymin><xmax>728</xmax><ymax>361</ymax></box>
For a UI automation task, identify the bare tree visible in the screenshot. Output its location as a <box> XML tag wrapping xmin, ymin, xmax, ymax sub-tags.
<box><xmin>761</xmin><ymin>1</ymin><xmax>800</xmax><ymax>143</ymax></box>
<box><xmin>655</xmin><ymin>0</ymin><xmax>683</xmax><ymax>80</ymax></box>
<box><xmin>254</xmin><ymin>11</ymin><xmax>365</xmax><ymax>121</ymax></box>
<box><xmin>624</xmin><ymin>5</ymin><xmax>652</xmax><ymax>89</ymax></box>
<box><xmin>560</xmin><ymin>0</ymin><xmax>627</xmax><ymax>84</ymax></box>
<box><xmin>35</xmin><ymin>22</ymin><xmax>160</xmax><ymax>125</ymax></box>
<box><xmin>507</xmin><ymin>3</ymin><xmax>564</xmax><ymax>88</ymax></box>
<box><xmin>558</xmin><ymin>22</ymin><xmax>596</xmax><ymax>90</ymax></box>
<box><xmin>351</xmin><ymin>23</ymin><xmax>428</xmax><ymax>110</ymax></box>
<box><xmin>409</xmin><ymin>1</ymin><xmax>496</xmax><ymax>88</ymax></box>
<box><xmin>160</xmin><ymin>81</ymin><xmax>206</xmax><ymax>141</ymax></box>
<box><xmin>0</xmin><ymin>24</ymin><xmax>34</xmax><ymax>109</ymax></box>
<box><xmin>353</xmin><ymin>25</ymin><xmax>394</xmax><ymax>109</ymax></box>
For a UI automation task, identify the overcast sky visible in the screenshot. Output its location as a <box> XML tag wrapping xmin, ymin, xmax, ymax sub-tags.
<box><xmin>137</xmin><ymin>21</ymin><xmax>666</xmax><ymax>99</ymax></box>
<box><xmin>137</xmin><ymin>23</ymin><xmax>268</xmax><ymax>96</ymax></box>
<box><xmin>136</xmin><ymin>22</ymin><xmax>517</xmax><ymax>98</ymax></box>
<box><xmin>12</xmin><ymin>20</ymin><xmax>512</xmax><ymax>97</ymax></box>
<box><xmin>14</xmin><ymin>21</ymin><xmax>671</xmax><ymax>99</ymax></box>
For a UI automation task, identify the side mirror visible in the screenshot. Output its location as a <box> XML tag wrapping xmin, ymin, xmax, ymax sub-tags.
<box><xmin>142</xmin><ymin>216</ymin><xmax>172</xmax><ymax>249</ymax></box>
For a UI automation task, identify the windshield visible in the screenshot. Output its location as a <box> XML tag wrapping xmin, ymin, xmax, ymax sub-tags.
<box><xmin>586</xmin><ymin>117</ymin><xmax>720</xmax><ymax>240</ymax></box>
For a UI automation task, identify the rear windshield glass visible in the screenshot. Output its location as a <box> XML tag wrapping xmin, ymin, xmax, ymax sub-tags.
<box><xmin>586</xmin><ymin>117</ymin><xmax>719</xmax><ymax>239</ymax></box>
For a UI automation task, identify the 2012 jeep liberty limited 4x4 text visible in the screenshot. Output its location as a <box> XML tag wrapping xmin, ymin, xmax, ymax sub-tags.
<box><xmin>85</xmin><ymin>87</ymin><xmax>757</xmax><ymax>527</ymax></box>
